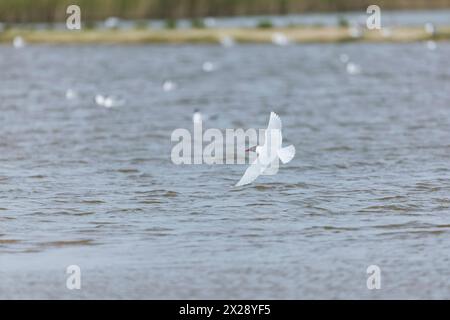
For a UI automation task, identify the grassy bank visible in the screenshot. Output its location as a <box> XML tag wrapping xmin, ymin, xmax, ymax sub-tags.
<box><xmin>1</xmin><ymin>26</ymin><xmax>449</xmax><ymax>44</ymax></box>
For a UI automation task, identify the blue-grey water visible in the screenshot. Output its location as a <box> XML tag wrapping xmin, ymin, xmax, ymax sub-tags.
<box><xmin>0</xmin><ymin>40</ymin><xmax>449</xmax><ymax>299</ymax></box>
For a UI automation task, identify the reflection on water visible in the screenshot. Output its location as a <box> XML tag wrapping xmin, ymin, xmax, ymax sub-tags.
<box><xmin>0</xmin><ymin>40</ymin><xmax>449</xmax><ymax>299</ymax></box>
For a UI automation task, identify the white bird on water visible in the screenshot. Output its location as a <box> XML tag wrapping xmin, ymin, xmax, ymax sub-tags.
<box><xmin>426</xmin><ymin>40</ymin><xmax>437</xmax><ymax>51</ymax></box>
<box><xmin>202</xmin><ymin>61</ymin><xmax>216</xmax><ymax>73</ymax></box>
<box><xmin>346</xmin><ymin>62</ymin><xmax>361</xmax><ymax>75</ymax></box>
<box><xmin>271</xmin><ymin>32</ymin><xmax>289</xmax><ymax>46</ymax></box>
<box><xmin>348</xmin><ymin>23</ymin><xmax>363</xmax><ymax>39</ymax></box>
<box><xmin>339</xmin><ymin>53</ymin><xmax>349</xmax><ymax>64</ymax></box>
<box><xmin>192</xmin><ymin>109</ymin><xmax>217</xmax><ymax>123</ymax></box>
<box><xmin>424</xmin><ymin>22</ymin><xmax>436</xmax><ymax>36</ymax></box>
<box><xmin>235</xmin><ymin>112</ymin><xmax>295</xmax><ymax>187</ymax></box>
<box><xmin>94</xmin><ymin>94</ymin><xmax>124</xmax><ymax>108</ymax></box>
<box><xmin>193</xmin><ymin>109</ymin><xmax>203</xmax><ymax>124</ymax></box>
<box><xmin>13</xmin><ymin>36</ymin><xmax>26</xmax><ymax>48</ymax></box>
<box><xmin>163</xmin><ymin>80</ymin><xmax>177</xmax><ymax>92</ymax></box>
<box><xmin>381</xmin><ymin>27</ymin><xmax>393</xmax><ymax>38</ymax></box>
<box><xmin>104</xmin><ymin>17</ymin><xmax>120</xmax><ymax>29</ymax></box>
<box><xmin>219</xmin><ymin>35</ymin><xmax>235</xmax><ymax>48</ymax></box>
<box><xmin>65</xmin><ymin>89</ymin><xmax>77</xmax><ymax>100</ymax></box>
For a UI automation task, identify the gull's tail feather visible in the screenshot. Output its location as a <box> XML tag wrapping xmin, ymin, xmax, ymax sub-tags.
<box><xmin>277</xmin><ymin>145</ymin><xmax>295</xmax><ymax>164</ymax></box>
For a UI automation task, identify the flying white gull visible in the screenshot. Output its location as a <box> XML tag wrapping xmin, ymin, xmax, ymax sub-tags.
<box><xmin>235</xmin><ymin>112</ymin><xmax>295</xmax><ymax>187</ymax></box>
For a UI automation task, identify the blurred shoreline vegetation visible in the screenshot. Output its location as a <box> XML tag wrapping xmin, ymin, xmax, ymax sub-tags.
<box><xmin>0</xmin><ymin>0</ymin><xmax>449</xmax><ymax>23</ymax></box>
<box><xmin>257</xmin><ymin>19</ymin><xmax>274</xmax><ymax>29</ymax></box>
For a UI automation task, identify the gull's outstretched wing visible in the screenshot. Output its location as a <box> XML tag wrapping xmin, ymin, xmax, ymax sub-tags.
<box><xmin>235</xmin><ymin>159</ymin><xmax>263</xmax><ymax>187</ymax></box>
<box><xmin>267</xmin><ymin>112</ymin><xmax>282</xmax><ymax>131</ymax></box>
<box><xmin>277</xmin><ymin>145</ymin><xmax>295</xmax><ymax>164</ymax></box>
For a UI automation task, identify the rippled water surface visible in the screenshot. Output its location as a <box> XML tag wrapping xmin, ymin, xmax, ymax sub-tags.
<box><xmin>0</xmin><ymin>41</ymin><xmax>449</xmax><ymax>299</ymax></box>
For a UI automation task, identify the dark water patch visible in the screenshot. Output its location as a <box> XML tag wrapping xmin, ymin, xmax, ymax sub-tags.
<box><xmin>81</xmin><ymin>199</ymin><xmax>105</xmax><ymax>204</ymax></box>
<box><xmin>138</xmin><ymin>200</ymin><xmax>162</xmax><ymax>204</ymax></box>
<box><xmin>321</xmin><ymin>146</ymin><xmax>353</xmax><ymax>152</ymax></box>
<box><xmin>130</xmin><ymin>158</ymin><xmax>154</xmax><ymax>164</ymax></box>
<box><xmin>54</xmin><ymin>210</ymin><xmax>94</xmax><ymax>216</ymax></box>
<box><xmin>434</xmin><ymin>198</ymin><xmax>450</xmax><ymax>203</ymax></box>
<box><xmin>89</xmin><ymin>221</ymin><xmax>116</xmax><ymax>225</ymax></box>
<box><xmin>29</xmin><ymin>175</ymin><xmax>46</xmax><ymax>179</ymax></box>
<box><xmin>378</xmin><ymin>230</ymin><xmax>448</xmax><ymax>239</ymax></box>
<box><xmin>412</xmin><ymin>182</ymin><xmax>441</xmax><ymax>192</ymax></box>
<box><xmin>241</xmin><ymin>233</ymin><xmax>263</xmax><ymax>238</ymax></box>
<box><xmin>164</xmin><ymin>191</ymin><xmax>178</xmax><ymax>197</ymax></box>
<box><xmin>360</xmin><ymin>204</ymin><xmax>420</xmax><ymax>212</ymax></box>
<box><xmin>246</xmin><ymin>203</ymin><xmax>273</xmax><ymax>207</ymax></box>
<box><xmin>117</xmin><ymin>168</ymin><xmax>140</xmax><ymax>173</ymax></box>
<box><xmin>253</xmin><ymin>185</ymin><xmax>276</xmax><ymax>191</ymax></box>
<box><xmin>372</xmin><ymin>222</ymin><xmax>450</xmax><ymax>230</ymax></box>
<box><xmin>280</xmin><ymin>182</ymin><xmax>310</xmax><ymax>190</ymax></box>
<box><xmin>249</xmin><ymin>216</ymin><xmax>276</xmax><ymax>221</ymax></box>
<box><xmin>0</xmin><ymin>239</ymin><xmax>21</xmax><ymax>244</ymax></box>
<box><xmin>38</xmin><ymin>239</ymin><xmax>96</xmax><ymax>248</ymax></box>
<box><xmin>144</xmin><ymin>227</ymin><xmax>174</xmax><ymax>232</ymax></box>
<box><xmin>72</xmin><ymin>211</ymin><xmax>96</xmax><ymax>216</ymax></box>
<box><xmin>376</xmin><ymin>195</ymin><xmax>408</xmax><ymax>201</ymax></box>
<box><xmin>0</xmin><ymin>216</ymin><xmax>15</xmax><ymax>220</ymax></box>
<box><xmin>106</xmin><ymin>208</ymin><xmax>144</xmax><ymax>214</ymax></box>
<box><xmin>304</xmin><ymin>226</ymin><xmax>359</xmax><ymax>234</ymax></box>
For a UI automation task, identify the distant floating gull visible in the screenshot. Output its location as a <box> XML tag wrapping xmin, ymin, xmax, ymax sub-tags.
<box><xmin>202</xmin><ymin>61</ymin><xmax>216</xmax><ymax>73</ymax></box>
<box><xmin>339</xmin><ymin>53</ymin><xmax>349</xmax><ymax>64</ymax></box>
<box><xmin>103</xmin><ymin>97</ymin><xmax>114</xmax><ymax>108</ymax></box>
<box><xmin>381</xmin><ymin>27</ymin><xmax>392</xmax><ymax>38</ymax></box>
<box><xmin>219</xmin><ymin>35</ymin><xmax>235</xmax><ymax>48</ymax></box>
<box><xmin>424</xmin><ymin>22</ymin><xmax>436</xmax><ymax>36</ymax></box>
<box><xmin>346</xmin><ymin>62</ymin><xmax>361</xmax><ymax>75</ymax></box>
<box><xmin>193</xmin><ymin>109</ymin><xmax>203</xmax><ymax>124</ymax></box>
<box><xmin>13</xmin><ymin>36</ymin><xmax>26</xmax><ymax>48</ymax></box>
<box><xmin>426</xmin><ymin>40</ymin><xmax>437</xmax><ymax>51</ymax></box>
<box><xmin>95</xmin><ymin>94</ymin><xmax>106</xmax><ymax>106</ymax></box>
<box><xmin>271</xmin><ymin>32</ymin><xmax>289</xmax><ymax>46</ymax></box>
<box><xmin>104</xmin><ymin>17</ymin><xmax>120</xmax><ymax>29</ymax></box>
<box><xmin>65</xmin><ymin>89</ymin><xmax>78</xmax><ymax>100</ymax></box>
<box><xmin>163</xmin><ymin>80</ymin><xmax>177</xmax><ymax>92</ymax></box>
<box><xmin>192</xmin><ymin>109</ymin><xmax>218</xmax><ymax>123</ymax></box>
<box><xmin>94</xmin><ymin>94</ymin><xmax>124</xmax><ymax>108</ymax></box>
<box><xmin>348</xmin><ymin>24</ymin><xmax>363</xmax><ymax>38</ymax></box>
<box><xmin>204</xmin><ymin>17</ymin><xmax>216</xmax><ymax>28</ymax></box>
